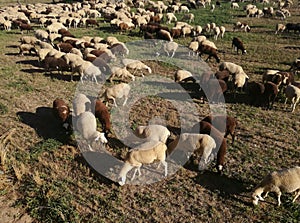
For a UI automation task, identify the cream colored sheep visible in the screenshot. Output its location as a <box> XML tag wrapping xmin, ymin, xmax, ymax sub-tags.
<box><xmin>73</xmin><ymin>93</ymin><xmax>91</xmax><ymax>117</ymax></box>
<box><xmin>100</xmin><ymin>83</ymin><xmax>131</xmax><ymax>107</ymax></box>
<box><xmin>76</xmin><ymin>111</ymin><xmax>108</xmax><ymax>151</ymax></box>
<box><xmin>284</xmin><ymin>84</ymin><xmax>300</xmax><ymax>112</ymax></box>
<box><xmin>118</xmin><ymin>141</ymin><xmax>168</xmax><ymax>186</ymax></box>
<box><xmin>166</xmin><ymin>12</ymin><xmax>177</xmax><ymax>24</ymax></box>
<box><xmin>38</xmin><ymin>48</ymin><xmax>52</xmax><ymax>62</ymax></box>
<box><xmin>48</xmin><ymin>33</ymin><xmax>62</xmax><ymax>44</ymax></box>
<box><xmin>36</xmin><ymin>40</ymin><xmax>53</xmax><ymax>49</ymax></box>
<box><xmin>200</xmin><ymin>39</ymin><xmax>217</xmax><ymax>50</ymax></box>
<box><xmin>109</xmin><ymin>67</ymin><xmax>135</xmax><ymax>82</ymax></box>
<box><xmin>231</xmin><ymin>2</ymin><xmax>239</xmax><ymax>9</ymax></box>
<box><xmin>183</xmin><ymin>13</ymin><xmax>194</xmax><ymax>23</ymax></box>
<box><xmin>123</xmin><ymin>59</ymin><xmax>152</xmax><ymax>76</ymax></box>
<box><xmin>18</xmin><ymin>43</ymin><xmax>37</xmax><ymax>56</ymax></box>
<box><xmin>182</xmin><ymin>26</ymin><xmax>193</xmax><ymax>38</ymax></box>
<box><xmin>174</xmin><ymin>69</ymin><xmax>193</xmax><ymax>82</ymax></box>
<box><xmin>3</xmin><ymin>20</ymin><xmax>11</xmax><ymax>31</ymax></box>
<box><xmin>252</xmin><ymin>166</ymin><xmax>300</xmax><ymax>206</ymax></box>
<box><xmin>194</xmin><ymin>35</ymin><xmax>206</xmax><ymax>43</ymax></box>
<box><xmin>180</xmin><ymin>5</ymin><xmax>190</xmax><ymax>13</ymax></box>
<box><xmin>219</xmin><ymin>62</ymin><xmax>245</xmax><ymax>75</ymax></box>
<box><xmin>194</xmin><ymin>25</ymin><xmax>202</xmax><ymax>35</ymax></box>
<box><xmin>20</xmin><ymin>36</ymin><xmax>38</xmax><ymax>45</ymax></box>
<box><xmin>134</xmin><ymin>124</ymin><xmax>170</xmax><ymax>144</ymax></box>
<box><xmin>160</xmin><ymin>41</ymin><xmax>178</xmax><ymax>58</ymax></box>
<box><xmin>35</xmin><ymin>29</ymin><xmax>49</xmax><ymax>41</ymax></box>
<box><xmin>188</xmin><ymin>41</ymin><xmax>199</xmax><ymax>56</ymax></box>
<box><xmin>220</xmin><ymin>26</ymin><xmax>226</xmax><ymax>38</ymax></box>
<box><xmin>47</xmin><ymin>22</ymin><xmax>67</xmax><ymax>33</ymax></box>
<box><xmin>213</xmin><ymin>26</ymin><xmax>221</xmax><ymax>40</ymax></box>
<box><xmin>167</xmin><ymin>133</ymin><xmax>216</xmax><ymax>170</ymax></box>
<box><xmin>275</xmin><ymin>23</ymin><xmax>286</xmax><ymax>34</ymax></box>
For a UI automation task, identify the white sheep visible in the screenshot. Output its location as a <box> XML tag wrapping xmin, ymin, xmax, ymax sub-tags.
<box><xmin>48</xmin><ymin>33</ymin><xmax>62</xmax><ymax>44</ymax></box>
<box><xmin>252</xmin><ymin>166</ymin><xmax>300</xmax><ymax>206</ymax></box>
<box><xmin>79</xmin><ymin>61</ymin><xmax>103</xmax><ymax>84</ymax></box>
<box><xmin>35</xmin><ymin>29</ymin><xmax>49</xmax><ymax>42</ymax></box>
<box><xmin>47</xmin><ymin>22</ymin><xmax>67</xmax><ymax>33</ymax></box>
<box><xmin>100</xmin><ymin>83</ymin><xmax>131</xmax><ymax>107</ymax></box>
<box><xmin>284</xmin><ymin>84</ymin><xmax>300</xmax><ymax>112</ymax></box>
<box><xmin>174</xmin><ymin>69</ymin><xmax>194</xmax><ymax>82</ymax></box>
<box><xmin>3</xmin><ymin>20</ymin><xmax>11</xmax><ymax>31</ymax></box>
<box><xmin>76</xmin><ymin>111</ymin><xmax>108</xmax><ymax>150</ymax></box>
<box><xmin>181</xmin><ymin>26</ymin><xmax>193</xmax><ymax>38</ymax></box>
<box><xmin>20</xmin><ymin>36</ymin><xmax>38</xmax><ymax>45</ymax></box>
<box><xmin>159</xmin><ymin>41</ymin><xmax>178</xmax><ymax>58</ymax></box>
<box><xmin>275</xmin><ymin>23</ymin><xmax>286</xmax><ymax>34</ymax></box>
<box><xmin>213</xmin><ymin>26</ymin><xmax>221</xmax><ymax>40</ymax></box>
<box><xmin>38</xmin><ymin>48</ymin><xmax>52</xmax><ymax>62</ymax></box>
<box><xmin>194</xmin><ymin>25</ymin><xmax>202</xmax><ymax>35</ymax></box>
<box><xmin>167</xmin><ymin>133</ymin><xmax>216</xmax><ymax>170</ymax></box>
<box><xmin>200</xmin><ymin>39</ymin><xmax>217</xmax><ymax>50</ymax></box>
<box><xmin>166</xmin><ymin>13</ymin><xmax>177</xmax><ymax>24</ymax></box>
<box><xmin>134</xmin><ymin>124</ymin><xmax>170</xmax><ymax>144</ymax></box>
<box><xmin>219</xmin><ymin>62</ymin><xmax>245</xmax><ymax>75</ymax></box>
<box><xmin>233</xmin><ymin>71</ymin><xmax>249</xmax><ymax>90</ymax></box>
<box><xmin>220</xmin><ymin>26</ymin><xmax>226</xmax><ymax>38</ymax></box>
<box><xmin>180</xmin><ymin>5</ymin><xmax>190</xmax><ymax>13</ymax></box>
<box><xmin>118</xmin><ymin>141</ymin><xmax>168</xmax><ymax>186</ymax></box>
<box><xmin>194</xmin><ymin>35</ymin><xmax>206</xmax><ymax>43</ymax></box>
<box><xmin>231</xmin><ymin>2</ymin><xmax>239</xmax><ymax>9</ymax></box>
<box><xmin>18</xmin><ymin>44</ymin><xmax>37</xmax><ymax>56</ymax></box>
<box><xmin>122</xmin><ymin>59</ymin><xmax>152</xmax><ymax>77</ymax></box>
<box><xmin>73</xmin><ymin>93</ymin><xmax>91</xmax><ymax>117</ymax></box>
<box><xmin>183</xmin><ymin>13</ymin><xmax>194</xmax><ymax>23</ymax></box>
<box><xmin>188</xmin><ymin>41</ymin><xmax>199</xmax><ymax>56</ymax></box>
<box><xmin>109</xmin><ymin>66</ymin><xmax>135</xmax><ymax>82</ymax></box>
<box><xmin>36</xmin><ymin>40</ymin><xmax>53</xmax><ymax>49</ymax></box>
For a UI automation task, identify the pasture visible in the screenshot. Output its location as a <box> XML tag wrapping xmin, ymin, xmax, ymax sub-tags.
<box><xmin>0</xmin><ymin>0</ymin><xmax>300</xmax><ymax>222</ymax></box>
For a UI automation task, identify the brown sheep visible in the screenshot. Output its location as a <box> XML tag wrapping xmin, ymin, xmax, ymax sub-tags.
<box><xmin>232</xmin><ymin>37</ymin><xmax>246</xmax><ymax>54</ymax></box>
<box><xmin>92</xmin><ymin>99</ymin><xmax>111</xmax><ymax>135</ymax></box>
<box><xmin>198</xmin><ymin>44</ymin><xmax>220</xmax><ymax>63</ymax></box>
<box><xmin>263</xmin><ymin>81</ymin><xmax>279</xmax><ymax>110</ymax></box>
<box><xmin>86</xmin><ymin>19</ymin><xmax>99</xmax><ymax>28</ymax></box>
<box><xmin>246</xmin><ymin>81</ymin><xmax>265</xmax><ymax>107</ymax></box>
<box><xmin>19</xmin><ymin>23</ymin><xmax>33</xmax><ymax>34</ymax></box>
<box><xmin>201</xmin><ymin>115</ymin><xmax>238</xmax><ymax>144</ymax></box>
<box><xmin>215</xmin><ymin>70</ymin><xmax>230</xmax><ymax>82</ymax></box>
<box><xmin>52</xmin><ymin>98</ymin><xmax>71</xmax><ymax>131</ymax></box>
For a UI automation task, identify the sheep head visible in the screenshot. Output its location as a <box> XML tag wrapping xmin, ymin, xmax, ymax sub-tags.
<box><xmin>95</xmin><ymin>132</ymin><xmax>108</xmax><ymax>144</ymax></box>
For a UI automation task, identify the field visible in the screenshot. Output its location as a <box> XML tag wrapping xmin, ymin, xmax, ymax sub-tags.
<box><xmin>0</xmin><ymin>0</ymin><xmax>300</xmax><ymax>222</ymax></box>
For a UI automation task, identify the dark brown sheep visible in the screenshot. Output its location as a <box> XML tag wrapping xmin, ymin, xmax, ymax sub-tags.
<box><xmin>19</xmin><ymin>23</ymin><xmax>33</xmax><ymax>34</ymax></box>
<box><xmin>232</xmin><ymin>37</ymin><xmax>246</xmax><ymax>54</ymax></box>
<box><xmin>58</xmin><ymin>28</ymin><xmax>75</xmax><ymax>38</ymax></box>
<box><xmin>197</xmin><ymin>44</ymin><xmax>220</xmax><ymax>63</ymax></box>
<box><xmin>263</xmin><ymin>81</ymin><xmax>279</xmax><ymax>110</ymax></box>
<box><xmin>86</xmin><ymin>19</ymin><xmax>99</xmax><ymax>28</ymax></box>
<box><xmin>215</xmin><ymin>70</ymin><xmax>230</xmax><ymax>82</ymax></box>
<box><xmin>170</xmin><ymin>28</ymin><xmax>182</xmax><ymax>39</ymax></box>
<box><xmin>201</xmin><ymin>115</ymin><xmax>238</xmax><ymax>144</ymax></box>
<box><xmin>156</xmin><ymin>29</ymin><xmax>173</xmax><ymax>41</ymax></box>
<box><xmin>246</xmin><ymin>81</ymin><xmax>265</xmax><ymax>106</ymax></box>
<box><xmin>56</xmin><ymin>42</ymin><xmax>73</xmax><ymax>53</ymax></box>
<box><xmin>43</xmin><ymin>56</ymin><xmax>70</xmax><ymax>74</ymax></box>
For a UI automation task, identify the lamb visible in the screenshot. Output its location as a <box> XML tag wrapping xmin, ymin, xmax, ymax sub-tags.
<box><xmin>93</xmin><ymin>99</ymin><xmax>111</xmax><ymax>135</ymax></box>
<box><xmin>284</xmin><ymin>84</ymin><xmax>300</xmax><ymax>112</ymax></box>
<box><xmin>109</xmin><ymin>66</ymin><xmax>135</xmax><ymax>83</ymax></box>
<box><xmin>167</xmin><ymin>133</ymin><xmax>217</xmax><ymax>170</ymax></box>
<box><xmin>275</xmin><ymin>23</ymin><xmax>286</xmax><ymax>34</ymax></box>
<box><xmin>52</xmin><ymin>98</ymin><xmax>71</xmax><ymax>130</ymax></box>
<box><xmin>76</xmin><ymin>111</ymin><xmax>108</xmax><ymax>150</ymax></box>
<box><xmin>174</xmin><ymin>70</ymin><xmax>196</xmax><ymax>83</ymax></box>
<box><xmin>18</xmin><ymin>43</ymin><xmax>37</xmax><ymax>56</ymax></box>
<box><xmin>232</xmin><ymin>37</ymin><xmax>246</xmax><ymax>54</ymax></box>
<box><xmin>73</xmin><ymin>93</ymin><xmax>91</xmax><ymax>117</ymax></box>
<box><xmin>100</xmin><ymin>83</ymin><xmax>131</xmax><ymax>107</ymax></box>
<box><xmin>252</xmin><ymin>166</ymin><xmax>300</xmax><ymax>206</ymax></box>
<box><xmin>201</xmin><ymin>115</ymin><xmax>238</xmax><ymax>144</ymax></box>
<box><xmin>134</xmin><ymin>124</ymin><xmax>170</xmax><ymax>144</ymax></box>
<box><xmin>118</xmin><ymin>141</ymin><xmax>168</xmax><ymax>186</ymax></box>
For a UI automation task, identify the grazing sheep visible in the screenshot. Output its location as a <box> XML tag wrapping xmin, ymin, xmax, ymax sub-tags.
<box><xmin>219</xmin><ymin>62</ymin><xmax>245</xmax><ymax>76</ymax></box>
<box><xmin>18</xmin><ymin>43</ymin><xmax>37</xmax><ymax>56</ymax></box>
<box><xmin>76</xmin><ymin>111</ymin><xmax>108</xmax><ymax>150</ymax></box>
<box><xmin>252</xmin><ymin>166</ymin><xmax>300</xmax><ymax>206</ymax></box>
<box><xmin>275</xmin><ymin>23</ymin><xmax>286</xmax><ymax>34</ymax></box>
<box><xmin>73</xmin><ymin>93</ymin><xmax>91</xmax><ymax>117</ymax></box>
<box><xmin>166</xmin><ymin>13</ymin><xmax>177</xmax><ymax>24</ymax></box>
<box><xmin>247</xmin><ymin>81</ymin><xmax>265</xmax><ymax>107</ymax></box>
<box><xmin>284</xmin><ymin>84</ymin><xmax>300</xmax><ymax>112</ymax></box>
<box><xmin>182</xmin><ymin>13</ymin><xmax>194</xmax><ymax>23</ymax></box>
<box><xmin>123</xmin><ymin>59</ymin><xmax>152</xmax><ymax>76</ymax></box>
<box><xmin>20</xmin><ymin>36</ymin><xmax>38</xmax><ymax>45</ymax></box>
<box><xmin>93</xmin><ymin>99</ymin><xmax>111</xmax><ymax>134</ymax></box>
<box><xmin>198</xmin><ymin>44</ymin><xmax>220</xmax><ymax>63</ymax></box>
<box><xmin>215</xmin><ymin>70</ymin><xmax>230</xmax><ymax>82</ymax></box>
<box><xmin>201</xmin><ymin>115</ymin><xmax>238</xmax><ymax>144</ymax></box>
<box><xmin>188</xmin><ymin>41</ymin><xmax>199</xmax><ymax>56</ymax></box>
<box><xmin>263</xmin><ymin>82</ymin><xmax>279</xmax><ymax>110</ymax></box>
<box><xmin>109</xmin><ymin>42</ymin><xmax>129</xmax><ymax>57</ymax></box>
<box><xmin>231</xmin><ymin>2</ymin><xmax>239</xmax><ymax>9</ymax></box>
<box><xmin>156</xmin><ymin>29</ymin><xmax>173</xmax><ymax>41</ymax></box>
<box><xmin>262</xmin><ymin>69</ymin><xmax>280</xmax><ymax>83</ymax></box>
<box><xmin>213</xmin><ymin>26</ymin><xmax>221</xmax><ymax>40</ymax></box>
<box><xmin>134</xmin><ymin>125</ymin><xmax>170</xmax><ymax>144</ymax></box>
<box><xmin>35</xmin><ymin>29</ymin><xmax>49</xmax><ymax>42</ymax></box>
<box><xmin>109</xmin><ymin>66</ymin><xmax>135</xmax><ymax>83</ymax></box>
<box><xmin>167</xmin><ymin>133</ymin><xmax>217</xmax><ymax>170</ymax></box>
<box><xmin>220</xmin><ymin>26</ymin><xmax>226</xmax><ymax>38</ymax></box>
<box><xmin>174</xmin><ymin>70</ymin><xmax>196</xmax><ymax>83</ymax></box>
<box><xmin>19</xmin><ymin>23</ymin><xmax>33</xmax><ymax>34</ymax></box>
<box><xmin>100</xmin><ymin>83</ymin><xmax>131</xmax><ymax>107</ymax></box>
<box><xmin>191</xmin><ymin>121</ymin><xmax>228</xmax><ymax>173</ymax></box>
<box><xmin>232</xmin><ymin>37</ymin><xmax>246</xmax><ymax>54</ymax></box>
<box><xmin>205</xmin><ymin>79</ymin><xmax>227</xmax><ymax>103</ymax></box>
<box><xmin>43</xmin><ymin>56</ymin><xmax>69</xmax><ymax>74</ymax></box>
<box><xmin>118</xmin><ymin>141</ymin><xmax>168</xmax><ymax>186</ymax></box>
<box><xmin>159</xmin><ymin>41</ymin><xmax>178</xmax><ymax>58</ymax></box>
<box><xmin>52</xmin><ymin>98</ymin><xmax>71</xmax><ymax>130</ymax></box>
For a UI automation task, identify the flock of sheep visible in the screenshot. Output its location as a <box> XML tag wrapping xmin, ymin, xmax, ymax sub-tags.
<box><xmin>1</xmin><ymin>0</ymin><xmax>300</xmax><ymax>208</ymax></box>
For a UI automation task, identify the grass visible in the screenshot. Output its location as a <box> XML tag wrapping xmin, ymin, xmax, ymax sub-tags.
<box><xmin>0</xmin><ymin>0</ymin><xmax>300</xmax><ymax>222</ymax></box>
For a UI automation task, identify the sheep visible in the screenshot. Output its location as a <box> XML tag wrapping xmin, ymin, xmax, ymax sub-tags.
<box><xmin>174</xmin><ymin>70</ymin><xmax>196</xmax><ymax>83</ymax></box>
<box><xmin>47</xmin><ymin>22</ymin><xmax>67</xmax><ymax>34</ymax></box>
<box><xmin>275</xmin><ymin>10</ymin><xmax>286</xmax><ymax>20</ymax></box>
<box><xmin>18</xmin><ymin>43</ymin><xmax>37</xmax><ymax>56</ymax></box>
<box><xmin>73</xmin><ymin>93</ymin><xmax>91</xmax><ymax>117</ymax></box>
<box><xmin>160</xmin><ymin>41</ymin><xmax>178</xmax><ymax>58</ymax></box>
<box><xmin>156</xmin><ymin>29</ymin><xmax>173</xmax><ymax>41</ymax></box>
<box><xmin>215</xmin><ymin>70</ymin><xmax>230</xmax><ymax>82</ymax></box>
<box><xmin>263</xmin><ymin>81</ymin><xmax>279</xmax><ymax>110</ymax></box>
<box><xmin>219</xmin><ymin>62</ymin><xmax>245</xmax><ymax>76</ymax></box>
<box><xmin>109</xmin><ymin>42</ymin><xmax>129</xmax><ymax>57</ymax></box>
<box><xmin>284</xmin><ymin>84</ymin><xmax>300</xmax><ymax>112</ymax></box>
<box><xmin>43</xmin><ymin>56</ymin><xmax>69</xmax><ymax>75</ymax></box>
<box><xmin>134</xmin><ymin>125</ymin><xmax>170</xmax><ymax>144</ymax></box>
<box><xmin>188</xmin><ymin>41</ymin><xmax>199</xmax><ymax>56</ymax></box>
<box><xmin>197</xmin><ymin>44</ymin><xmax>220</xmax><ymax>63</ymax></box>
<box><xmin>100</xmin><ymin>83</ymin><xmax>131</xmax><ymax>107</ymax></box>
<box><xmin>233</xmin><ymin>22</ymin><xmax>251</xmax><ymax>32</ymax></box>
<box><xmin>58</xmin><ymin>28</ymin><xmax>75</xmax><ymax>38</ymax></box>
<box><xmin>213</xmin><ymin>26</ymin><xmax>221</xmax><ymax>40</ymax></box>
<box><xmin>3</xmin><ymin>20</ymin><xmax>11</xmax><ymax>31</ymax></box>
<box><xmin>56</xmin><ymin>42</ymin><xmax>73</xmax><ymax>53</ymax></box>
<box><xmin>194</xmin><ymin>35</ymin><xmax>206</xmax><ymax>43</ymax></box>
<box><xmin>262</xmin><ymin>69</ymin><xmax>280</xmax><ymax>83</ymax></box>
<box><xmin>201</xmin><ymin>115</ymin><xmax>238</xmax><ymax>144</ymax></box>
<box><xmin>19</xmin><ymin>23</ymin><xmax>33</xmax><ymax>34</ymax></box>
<box><xmin>231</xmin><ymin>2</ymin><xmax>239</xmax><ymax>9</ymax></box>
<box><xmin>232</xmin><ymin>37</ymin><xmax>246</xmax><ymax>54</ymax></box>
<box><xmin>180</xmin><ymin>5</ymin><xmax>190</xmax><ymax>13</ymax></box>
<box><xmin>78</xmin><ymin>61</ymin><xmax>103</xmax><ymax>84</ymax></box>
<box><xmin>36</xmin><ymin>40</ymin><xmax>53</xmax><ymax>49</ymax></box>
<box><xmin>206</xmin><ymin>79</ymin><xmax>227</xmax><ymax>103</ymax></box>
<box><xmin>252</xmin><ymin>166</ymin><xmax>300</xmax><ymax>206</ymax></box>
<box><xmin>118</xmin><ymin>141</ymin><xmax>168</xmax><ymax>186</ymax></box>
<box><xmin>109</xmin><ymin>66</ymin><xmax>135</xmax><ymax>83</ymax></box>
<box><xmin>191</xmin><ymin>121</ymin><xmax>227</xmax><ymax>173</ymax></box>
<box><xmin>76</xmin><ymin>111</ymin><xmax>108</xmax><ymax>150</ymax></box>
<box><xmin>170</xmin><ymin>28</ymin><xmax>182</xmax><ymax>39</ymax></box>
<box><xmin>52</xmin><ymin>98</ymin><xmax>71</xmax><ymax>130</ymax></box>
<box><xmin>182</xmin><ymin>13</ymin><xmax>194</xmax><ymax>23</ymax></box>
<box><xmin>38</xmin><ymin>48</ymin><xmax>52</xmax><ymax>62</ymax></box>
<box><xmin>194</xmin><ymin>26</ymin><xmax>202</xmax><ymax>35</ymax></box>
<box><xmin>93</xmin><ymin>99</ymin><xmax>111</xmax><ymax>135</ymax></box>
<box><xmin>20</xmin><ymin>36</ymin><xmax>38</xmax><ymax>45</ymax></box>
<box><xmin>233</xmin><ymin>72</ymin><xmax>249</xmax><ymax>96</ymax></box>
<box><xmin>167</xmin><ymin>133</ymin><xmax>217</xmax><ymax>170</ymax></box>
<box><xmin>275</xmin><ymin>23</ymin><xmax>286</xmax><ymax>34</ymax></box>
<box><xmin>247</xmin><ymin>81</ymin><xmax>265</xmax><ymax>107</ymax></box>
<box><xmin>166</xmin><ymin>13</ymin><xmax>177</xmax><ymax>24</ymax></box>
<box><xmin>220</xmin><ymin>26</ymin><xmax>226</xmax><ymax>38</ymax></box>
<box><xmin>48</xmin><ymin>33</ymin><xmax>62</xmax><ymax>44</ymax></box>
<box><xmin>123</xmin><ymin>59</ymin><xmax>152</xmax><ymax>77</ymax></box>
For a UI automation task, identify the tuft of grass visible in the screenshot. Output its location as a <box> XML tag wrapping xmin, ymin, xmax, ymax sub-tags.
<box><xmin>0</xmin><ymin>102</ymin><xmax>8</xmax><ymax>114</ymax></box>
<box><xmin>30</xmin><ymin>139</ymin><xmax>63</xmax><ymax>161</ymax></box>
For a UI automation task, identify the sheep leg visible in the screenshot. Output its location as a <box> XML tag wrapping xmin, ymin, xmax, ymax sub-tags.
<box><xmin>131</xmin><ymin>168</ymin><xmax>138</xmax><ymax>181</ymax></box>
<box><xmin>171</xmin><ymin>50</ymin><xmax>175</xmax><ymax>58</ymax></box>
<box><xmin>122</xmin><ymin>97</ymin><xmax>128</xmax><ymax>106</ymax></box>
<box><xmin>292</xmin><ymin>190</ymin><xmax>300</xmax><ymax>203</ymax></box>
<box><xmin>112</xmin><ymin>98</ymin><xmax>118</xmax><ymax>107</ymax></box>
<box><xmin>274</xmin><ymin>189</ymin><xmax>282</xmax><ymax>206</ymax></box>
<box><xmin>161</xmin><ymin>160</ymin><xmax>168</xmax><ymax>177</ymax></box>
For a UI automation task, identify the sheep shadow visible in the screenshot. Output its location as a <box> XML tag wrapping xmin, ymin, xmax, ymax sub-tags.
<box><xmin>5</xmin><ymin>52</ymin><xmax>21</xmax><ymax>56</ymax></box>
<box><xmin>20</xmin><ymin>68</ymin><xmax>45</xmax><ymax>74</ymax></box>
<box><xmin>193</xmin><ymin>171</ymin><xmax>251</xmax><ymax>197</ymax></box>
<box><xmin>16</xmin><ymin>59</ymin><xmax>40</xmax><ymax>67</ymax></box>
<box><xmin>6</xmin><ymin>45</ymin><xmax>19</xmax><ymax>48</ymax></box>
<box><xmin>17</xmin><ymin>106</ymin><xmax>71</xmax><ymax>144</ymax></box>
<box><xmin>44</xmin><ymin>72</ymin><xmax>81</xmax><ymax>82</ymax></box>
